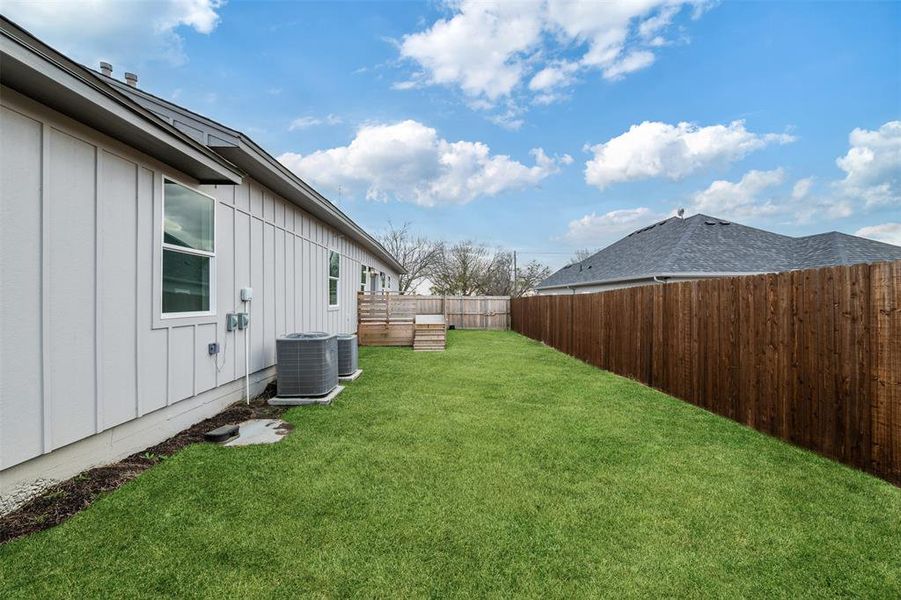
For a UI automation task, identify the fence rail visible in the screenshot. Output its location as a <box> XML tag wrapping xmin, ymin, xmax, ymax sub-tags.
<box><xmin>511</xmin><ymin>261</ymin><xmax>901</xmax><ymax>485</ymax></box>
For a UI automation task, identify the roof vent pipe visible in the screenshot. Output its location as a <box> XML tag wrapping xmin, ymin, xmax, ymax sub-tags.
<box><xmin>124</xmin><ymin>72</ymin><xmax>138</xmax><ymax>87</ymax></box>
<box><xmin>99</xmin><ymin>62</ymin><xmax>112</xmax><ymax>77</ymax></box>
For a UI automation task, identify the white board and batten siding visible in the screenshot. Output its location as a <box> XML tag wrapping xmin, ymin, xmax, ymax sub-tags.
<box><xmin>0</xmin><ymin>87</ymin><xmax>397</xmax><ymax>490</ymax></box>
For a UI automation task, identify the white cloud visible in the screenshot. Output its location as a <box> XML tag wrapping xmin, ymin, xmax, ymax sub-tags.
<box><xmin>792</xmin><ymin>177</ymin><xmax>813</xmax><ymax>200</ymax></box>
<box><xmin>584</xmin><ymin>120</ymin><xmax>796</xmax><ymax>189</ymax></box>
<box><xmin>835</xmin><ymin>121</ymin><xmax>901</xmax><ymax>207</ymax></box>
<box><xmin>487</xmin><ymin>104</ymin><xmax>527</xmax><ymax>131</ymax></box>
<box><xmin>529</xmin><ymin>61</ymin><xmax>579</xmax><ymax>91</ymax></box>
<box><xmin>391</xmin><ymin>80</ymin><xmax>420</xmax><ymax>91</ymax></box>
<box><xmin>638</xmin><ymin>4</ymin><xmax>682</xmax><ymax>39</ymax></box>
<box><xmin>288</xmin><ymin>114</ymin><xmax>343</xmax><ymax>131</ymax></box>
<box><xmin>692</xmin><ymin>168</ymin><xmax>786</xmax><ymax>218</ymax></box>
<box><xmin>2</xmin><ymin>0</ymin><xmax>223</xmax><ymax>67</ymax></box>
<box><xmin>399</xmin><ymin>1</ymin><xmax>543</xmax><ymax>102</ymax></box>
<box><xmin>397</xmin><ymin>0</ymin><xmax>710</xmax><ymax>115</ymax></box>
<box><xmin>855</xmin><ymin>223</ymin><xmax>901</xmax><ymax>246</ymax></box>
<box><xmin>277</xmin><ymin>120</ymin><xmax>569</xmax><ymax>206</ymax></box>
<box><xmin>690</xmin><ymin>170</ymin><xmax>857</xmax><ymax>223</ymax></box>
<box><xmin>601</xmin><ymin>50</ymin><xmax>656</xmax><ymax>81</ymax></box>
<box><xmin>564</xmin><ymin>207</ymin><xmax>662</xmax><ymax>244</ymax></box>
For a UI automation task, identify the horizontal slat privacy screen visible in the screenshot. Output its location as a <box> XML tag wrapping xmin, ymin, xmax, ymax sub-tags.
<box><xmin>358</xmin><ymin>293</ymin><xmax>510</xmax><ymax>330</ymax></box>
<box><xmin>511</xmin><ymin>261</ymin><xmax>900</xmax><ymax>485</ymax></box>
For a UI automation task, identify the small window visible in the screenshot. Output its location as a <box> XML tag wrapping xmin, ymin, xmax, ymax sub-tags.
<box><xmin>328</xmin><ymin>251</ymin><xmax>340</xmax><ymax>307</ymax></box>
<box><xmin>360</xmin><ymin>265</ymin><xmax>368</xmax><ymax>292</ymax></box>
<box><xmin>162</xmin><ymin>179</ymin><xmax>215</xmax><ymax>315</ymax></box>
<box><xmin>379</xmin><ymin>271</ymin><xmax>386</xmax><ymax>290</ymax></box>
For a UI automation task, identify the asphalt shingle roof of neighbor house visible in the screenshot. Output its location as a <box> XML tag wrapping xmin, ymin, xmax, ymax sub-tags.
<box><xmin>538</xmin><ymin>213</ymin><xmax>901</xmax><ymax>290</ymax></box>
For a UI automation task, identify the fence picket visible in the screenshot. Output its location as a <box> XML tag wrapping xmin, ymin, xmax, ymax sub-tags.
<box><xmin>511</xmin><ymin>261</ymin><xmax>901</xmax><ymax>485</ymax></box>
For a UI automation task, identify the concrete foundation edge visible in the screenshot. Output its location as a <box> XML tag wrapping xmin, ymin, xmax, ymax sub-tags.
<box><xmin>0</xmin><ymin>367</ymin><xmax>276</xmax><ymax>516</ymax></box>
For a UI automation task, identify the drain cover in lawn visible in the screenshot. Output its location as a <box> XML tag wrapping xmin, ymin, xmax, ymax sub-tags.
<box><xmin>223</xmin><ymin>419</ymin><xmax>292</xmax><ymax>446</ymax></box>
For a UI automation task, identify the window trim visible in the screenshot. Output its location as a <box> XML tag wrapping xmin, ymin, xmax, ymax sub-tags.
<box><xmin>328</xmin><ymin>250</ymin><xmax>340</xmax><ymax>310</ymax></box>
<box><xmin>160</xmin><ymin>176</ymin><xmax>217</xmax><ymax>319</ymax></box>
<box><xmin>360</xmin><ymin>264</ymin><xmax>369</xmax><ymax>293</ymax></box>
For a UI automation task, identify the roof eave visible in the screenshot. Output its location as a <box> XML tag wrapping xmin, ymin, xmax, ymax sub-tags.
<box><xmin>98</xmin><ymin>73</ymin><xmax>404</xmax><ymax>274</ymax></box>
<box><xmin>0</xmin><ymin>17</ymin><xmax>243</xmax><ymax>185</ymax></box>
<box><xmin>536</xmin><ymin>270</ymin><xmax>771</xmax><ymax>290</ymax></box>
<box><xmin>215</xmin><ymin>138</ymin><xmax>405</xmax><ymax>274</ymax></box>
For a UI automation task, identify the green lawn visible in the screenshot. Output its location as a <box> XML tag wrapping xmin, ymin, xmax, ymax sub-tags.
<box><xmin>1</xmin><ymin>331</ymin><xmax>899</xmax><ymax>598</ymax></box>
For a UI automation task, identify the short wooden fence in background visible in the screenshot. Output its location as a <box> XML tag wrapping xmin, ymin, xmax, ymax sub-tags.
<box><xmin>511</xmin><ymin>261</ymin><xmax>900</xmax><ymax>485</ymax></box>
<box><xmin>358</xmin><ymin>293</ymin><xmax>510</xmax><ymax>346</ymax></box>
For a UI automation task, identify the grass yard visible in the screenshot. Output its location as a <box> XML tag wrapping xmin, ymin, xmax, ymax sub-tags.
<box><xmin>1</xmin><ymin>330</ymin><xmax>899</xmax><ymax>598</ymax></box>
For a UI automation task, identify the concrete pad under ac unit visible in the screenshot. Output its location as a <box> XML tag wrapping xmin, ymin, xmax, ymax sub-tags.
<box><xmin>339</xmin><ymin>369</ymin><xmax>363</xmax><ymax>382</ymax></box>
<box><xmin>268</xmin><ymin>385</ymin><xmax>345</xmax><ymax>406</ymax></box>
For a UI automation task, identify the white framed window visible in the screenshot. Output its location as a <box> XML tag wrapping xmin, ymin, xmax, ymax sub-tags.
<box><xmin>328</xmin><ymin>250</ymin><xmax>340</xmax><ymax>308</ymax></box>
<box><xmin>162</xmin><ymin>178</ymin><xmax>215</xmax><ymax>317</ymax></box>
<box><xmin>360</xmin><ymin>265</ymin><xmax>368</xmax><ymax>292</ymax></box>
<box><xmin>379</xmin><ymin>271</ymin><xmax>386</xmax><ymax>290</ymax></box>
<box><xmin>387</xmin><ymin>275</ymin><xmax>392</xmax><ymax>290</ymax></box>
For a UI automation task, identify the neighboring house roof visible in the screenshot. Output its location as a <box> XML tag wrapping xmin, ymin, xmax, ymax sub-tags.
<box><xmin>98</xmin><ymin>75</ymin><xmax>405</xmax><ymax>275</ymax></box>
<box><xmin>0</xmin><ymin>17</ymin><xmax>243</xmax><ymax>184</ymax></box>
<box><xmin>538</xmin><ymin>214</ymin><xmax>901</xmax><ymax>290</ymax></box>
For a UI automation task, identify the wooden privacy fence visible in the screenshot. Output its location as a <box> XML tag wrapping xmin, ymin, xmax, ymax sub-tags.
<box><xmin>511</xmin><ymin>261</ymin><xmax>901</xmax><ymax>485</ymax></box>
<box><xmin>358</xmin><ymin>292</ymin><xmax>510</xmax><ymax>345</ymax></box>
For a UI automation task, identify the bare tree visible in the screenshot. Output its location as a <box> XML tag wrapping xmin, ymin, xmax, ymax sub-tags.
<box><xmin>429</xmin><ymin>241</ymin><xmax>492</xmax><ymax>295</ymax></box>
<box><xmin>513</xmin><ymin>260</ymin><xmax>552</xmax><ymax>296</ymax></box>
<box><xmin>430</xmin><ymin>244</ymin><xmax>551</xmax><ymax>296</ymax></box>
<box><xmin>480</xmin><ymin>250</ymin><xmax>515</xmax><ymax>296</ymax></box>
<box><xmin>378</xmin><ymin>222</ymin><xmax>442</xmax><ymax>294</ymax></box>
<box><xmin>568</xmin><ymin>248</ymin><xmax>596</xmax><ymax>265</ymax></box>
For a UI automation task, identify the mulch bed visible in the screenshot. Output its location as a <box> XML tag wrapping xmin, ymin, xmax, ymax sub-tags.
<box><xmin>0</xmin><ymin>383</ymin><xmax>286</xmax><ymax>545</ymax></box>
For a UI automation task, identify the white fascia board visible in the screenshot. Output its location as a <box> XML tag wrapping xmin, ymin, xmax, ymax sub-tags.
<box><xmin>0</xmin><ymin>29</ymin><xmax>242</xmax><ymax>184</ymax></box>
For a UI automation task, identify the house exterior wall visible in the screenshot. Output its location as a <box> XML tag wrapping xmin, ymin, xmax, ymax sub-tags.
<box><xmin>0</xmin><ymin>86</ymin><xmax>398</xmax><ymax>511</ymax></box>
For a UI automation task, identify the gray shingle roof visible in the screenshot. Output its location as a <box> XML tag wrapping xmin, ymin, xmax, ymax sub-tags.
<box><xmin>538</xmin><ymin>214</ymin><xmax>901</xmax><ymax>290</ymax></box>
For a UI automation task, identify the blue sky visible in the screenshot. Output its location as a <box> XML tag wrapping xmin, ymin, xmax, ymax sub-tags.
<box><xmin>5</xmin><ymin>0</ymin><xmax>899</xmax><ymax>267</ymax></box>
